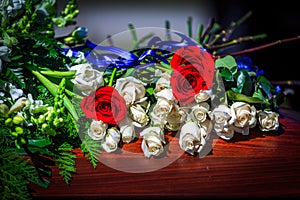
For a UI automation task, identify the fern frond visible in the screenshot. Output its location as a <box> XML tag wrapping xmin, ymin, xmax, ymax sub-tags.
<box><xmin>0</xmin><ymin>153</ymin><xmax>32</xmax><ymax>200</ymax></box>
<box><xmin>3</xmin><ymin>67</ymin><xmax>25</xmax><ymax>88</ymax></box>
<box><xmin>81</xmin><ymin>135</ymin><xmax>102</xmax><ymax>168</ymax></box>
<box><xmin>53</xmin><ymin>142</ymin><xmax>76</xmax><ymax>184</ymax></box>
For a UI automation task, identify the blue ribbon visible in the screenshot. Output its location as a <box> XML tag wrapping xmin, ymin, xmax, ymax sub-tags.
<box><xmin>61</xmin><ymin>31</ymin><xmax>204</xmax><ymax>70</ymax></box>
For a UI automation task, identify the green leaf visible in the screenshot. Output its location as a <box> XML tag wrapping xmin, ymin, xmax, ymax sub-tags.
<box><xmin>252</xmin><ymin>89</ymin><xmax>265</xmax><ymax>101</ymax></box>
<box><xmin>28</xmin><ymin>177</ymin><xmax>50</xmax><ymax>189</ymax></box>
<box><xmin>232</xmin><ymin>70</ymin><xmax>253</xmax><ymax>96</ymax></box>
<box><xmin>122</xmin><ymin>68</ymin><xmax>135</xmax><ymax>78</ymax></box>
<box><xmin>218</xmin><ymin>67</ymin><xmax>233</xmax><ymax>81</ymax></box>
<box><xmin>226</xmin><ymin>90</ymin><xmax>263</xmax><ymax>104</ymax></box>
<box><xmin>28</xmin><ymin>138</ymin><xmax>52</xmax><ymax>148</ymax></box>
<box><xmin>215</xmin><ymin>55</ymin><xmax>238</xmax><ymax>73</ymax></box>
<box><xmin>257</xmin><ymin>75</ymin><xmax>273</xmax><ymax>99</ymax></box>
<box><xmin>146</xmin><ymin>87</ymin><xmax>154</xmax><ymax>95</ymax></box>
<box><xmin>215</xmin><ymin>55</ymin><xmax>238</xmax><ymax>81</ymax></box>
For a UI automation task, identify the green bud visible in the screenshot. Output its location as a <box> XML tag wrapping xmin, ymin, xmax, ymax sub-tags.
<box><xmin>5</xmin><ymin>118</ymin><xmax>13</xmax><ymax>126</ymax></box>
<box><xmin>54</xmin><ymin>96</ymin><xmax>59</xmax><ymax>102</ymax></box>
<box><xmin>60</xmin><ymin>107</ymin><xmax>65</xmax><ymax>113</ymax></box>
<box><xmin>42</xmin><ymin>123</ymin><xmax>48</xmax><ymax>130</ymax></box>
<box><xmin>56</xmin><ymin>109</ymin><xmax>61</xmax><ymax>114</ymax></box>
<box><xmin>53</xmin><ymin>118</ymin><xmax>61</xmax><ymax>127</ymax></box>
<box><xmin>15</xmin><ymin>140</ymin><xmax>21</xmax><ymax>149</ymax></box>
<box><xmin>38</xmin><ymin>114</ymin><xmax>45</xmax><ymax>124</ymax></box>
<box><xmin>54</xmin><ymin>103</ymin><xmax>59</xmax><ymax>110</ymax></box>
<box><xmin>11</xmin><ymin>131</ymin><xmax>18</xmax><ymax>137</ymax></box>
<box><xmin>15</xmin><ymin>127</ymin><xmax>23</xmax><ymax>134</ymax></box>
<box><xmin>73</xmin><ymin>10</ymin><xmax>79</xmax><ymax>16</ymax></box>
<box><xmin>13</xmin><ymin>115</ymin><xmax>24</xmax><ymax>125</ymax></box>
<box><xmin>20</xmin><ymin>138</ymin><xmax>26</xmax><ymax>144</ymax></box>
<box><xmin>58</xmin><ymin>101</ymin><xmax>63</xmax><ymax>107</ymax></box>
<box><xmin>65</xmin><ymin>15</ymin><xmax>73</xmax><ymax>21</ymax></box>
<box><xmin>0</xmin><ymin>104</ymin><xmax>9</xmax><ymax>116</ymax></box>
<box><xmin>46</xmin><ymin>128</ymin><xmax>56</xmax><ymax>136</ymax></box>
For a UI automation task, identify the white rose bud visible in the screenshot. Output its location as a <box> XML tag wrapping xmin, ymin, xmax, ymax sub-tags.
<box><xmin>101</xmin><ymin>127</ymin><xmax>120</xmax><ymax>153</ymax></box>
<box><xmin>210</xmin><ymin>104</ymin><xmax>234</xmax><ymax>140</ymax></box>
<box><xmin>230</xmin><ymin>102</ymin><xmax>256</xmax><ymax>135</ymax></box>
<box><xmin>258</xmin><ymin>110</ymin><xmax>279</xmax><ymax>131</ymax></box>
<box><xmin>140</xmin><ymin>127</ymin><xmax>165</xmax><ymax>158</ymax></box>
<box><xmin>71</xmin><ymin>63</ymin><xmax>103</xmax><ymax>96</ymax></box>
<box><xmin>179</xmin><ymin>121</ymin><xmax>203</xmax><ymax>155</ymax></box>
<box><xmin>88</xmin><ymin>120</ymin><xmax>108</xmax><ymax>141</ymax></box>
<box><xmin>115</xmin><ymin>76</ymin><xmax>146</xmax><ymax>106</ymax></box>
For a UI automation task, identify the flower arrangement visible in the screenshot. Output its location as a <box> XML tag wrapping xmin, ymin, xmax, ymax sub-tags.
<box><xmin>0</xmin><ymin>0</ymin><xmax>296</xmax><ymax>199</ymax></box>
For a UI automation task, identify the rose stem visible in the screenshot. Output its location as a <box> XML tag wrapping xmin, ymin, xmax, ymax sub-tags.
<box><xmin>108</xmin><ymin>67</ymin><xmax>117</xmax><ymax>86</ymax></box>
<box><xmin>209</xmin><ymin>11</ymin><xmax>253</xmax><ymax>46</ymax></box>
<box><xmin>107</xmin><ymin>35</ymin><xmax>114</xmax><ymax>46</ymax></box>
<box><xmin>187</xmin><ymin>16</ymin><xmax>193</xmax><ymax>38</ymax></box>
<box><xmin>207</xmin><ymin>34</ymin><xmax>267</xmax><ymax>50</ymax></box>
<box><xmin>166</xmin><ymin>20</ymin><xmax>171</xmax><ymax>40</ymax></box>
<box><xmin>216</xmin><ymin>35</ymin><xmax>300</xmax><ymax>58</ymax></box>
<box><xmin>201</xmin><ymin>18</ymin><xmax>215</xmax><ymax>44</ymax></box>
<box><xmin>197</xmin><ymin>24</ymin><xmax>204</xmax><ymax>44</ymax></box>
<box><xmin>128</xmin><ymin>23</ymin><xmax>139</xmax><ymax>48</ymax></box>
<box><xmin>200</xmin><ymin>17</ymin><xmax>215</xmax><ymax>45</ymax></box>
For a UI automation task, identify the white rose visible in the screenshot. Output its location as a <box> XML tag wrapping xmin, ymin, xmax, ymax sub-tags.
<box><xmin>115</xmin><ymin>76</ymin><xmax>146</xmax><ymax>106</ymax></box>
<box><xmin>165</xmin><ymin>105</ymin><xmax>188</xmax><ymax>131</ymax></box>
<box><xmin>101</xmin><ymin>127</ymin><xmax>120</xmax><ymax>153</ymax></box>
<box><xmin>190</xmin><ymin>102</ymin><xmax>210</xmax><ymax>123</ymax></box>
<box><xmin>71</xmin><ymin>63</ymin><xmax>103</xmax><ymax>95</ymax></box>
<box><xmin>194</xmin><ymin>89</ymin><xmax>212</xmax><ymax>103</ymax></box>
<box><xmin>199</xmin><ymin>118</ymin><xmax>213</xmax><ymax>139</ymax></box>
<box><xmin>258</xmin><ymin>110</ymin><xmax>279</xmax><ymax>131</ymax></box>
<box><xmin>151</xmin><ymin>97</ymin><xmax>174</xmax><ymax>123</ymax></box>
<box><xmin>230</xmin><ymin>102</ymin><xmax>256</xmax><ymax>135</ymax></box>
<box><xmin>140</xmin><ymin>127</ymin><xmax>165</xmax><ymax>158</ymax></box>
<box><xmin>179</xmin><ymin>121</ymin><xmax>203</xmax><ymax>155</ymax></box>
<box><xmin>210</xmin><ymin>104</ymin><xmax>234</xmax><ymax>140</ymax></box>
<box><xmin>88</xmin><ymin>120</ymin><xmax>108</xmax><ymax>141</ymax></box>
<box><xmin>154</xmin><ymin>71</ymin><xmax>171</xmax><ymax>93</ymax></box>
<box><xmin>119</xmin><ymin>117</ymin><xmax>136</xmax><ymax>143</ymax></box>
<box><xmin>129</xmin><ymin>104</ymin><xmax>149</xmax><ymax>127</ymax></box>
<box><xmin>155</xmin><ymin>88</ymin><xmax>175</xmax><ymax>101</ymax></box>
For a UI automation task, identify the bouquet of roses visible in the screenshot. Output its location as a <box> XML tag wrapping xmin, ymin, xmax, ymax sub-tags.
<box><xmin>0</xmin><ymin>0</ymin><xmax>292</xmax><ymax>199</ymax></box>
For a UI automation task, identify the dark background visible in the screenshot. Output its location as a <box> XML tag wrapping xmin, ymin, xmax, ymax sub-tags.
<box><xmin>213</xmin><ymin>0</ymin><xmax>300</xmax><ymax>81</ymax></box>
<box><xmin>57</xmin><ymin>0</ymin><xmax>300</xmax><ymax>109</ymax></box>
<box><xmin>213</xmin><ymin>0</ymin><xmax>300</xmax><ymax>110</ymax></box>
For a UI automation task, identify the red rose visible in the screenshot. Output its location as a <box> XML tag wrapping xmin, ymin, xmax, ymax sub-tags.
<box><xmin>170</xmin><ymin>64</ymin><xmax>208</xmax><ymax>105</ymax></box>
<box><xmin>80</xmin><ymin>86</ymin><xmax>127</xmax><ymax>125</ymax></box>
<box><xmin>171</xmin><ymin>46</ymin><xmax>215</xmax><ymax>89</ymax></box>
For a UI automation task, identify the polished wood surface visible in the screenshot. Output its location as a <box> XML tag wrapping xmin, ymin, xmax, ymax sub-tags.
<box><xmin>29</xmin><ymin>108</ymin><xmax>300</xmax><ymax>199</ymax></box>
